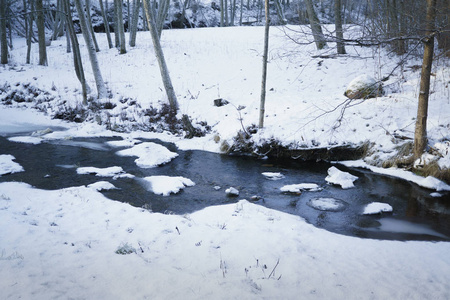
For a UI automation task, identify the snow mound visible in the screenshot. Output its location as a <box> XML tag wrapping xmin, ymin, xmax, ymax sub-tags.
<box><xmin>0</xmin><ymin>154</ymin><xmax>24</xmax><ymax>176</ymax></box>
<box><xmin>325</xmin><ymin>166</ymin><xmax>358</xmax><ymax>189</ymax></box>
<box><xmin>345</xmin><ymin>74</ymin><xmax>382</xmax><ymax>99</ymax></box>
<box><xmin>262</xmin><ymin>172</ymin><xmax>285</xmax><ymax>180</ymax></box>
<box><xmin>116</xmin><ymin>142</ymin><xmax>178</xmax><ymax>168</ymax></box>
<box><xmin>88</xmin><ymin>181</ymin><xmax>117</xmax><ymax>191</ymax></box>
<box><xmin>280</xmin><ymin>183</ymin><xmax>322</xmax><ymax>193</ymax></box>
<box><xmin>106</xmin><ymin>138</ymin><xmax>142</xmax><ymax>148</ymax></box>
<box><xmin>225</xmin><ymin>187</ymin><xmax>240</xmax><ymax>196</ymax></box>
<box><xmin>8</xmin><ymin>136</ymin><xmax>43</xmax><ymax>144</ymax></box>
<box><xmin>363</xmin><ymin>202</ymin><xmax>393</xmax><ymax>215</ymax></box>
<box><xmin>307</xmin><ymin>197</ymin><xmax>348</xmax><ymax>212</ymax></box>
<box><xmin>143</xmin><ymin>175</ymin><xmax>195</xmax><ymax>196</ymax></box>
<box><xmin>77</xmin><ymin>166</ymin><xmax>125</xmax><ymax>177</ymax></box>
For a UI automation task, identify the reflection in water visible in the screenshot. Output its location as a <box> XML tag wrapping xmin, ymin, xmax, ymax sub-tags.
<box><xmin>0</xmin><ymin>135</ymin><xmax>449</xmax><ymax>241</ymax></box>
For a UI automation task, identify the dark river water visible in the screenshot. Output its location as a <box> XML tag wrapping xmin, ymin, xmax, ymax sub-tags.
<box><xmin>1</xmin><ymin>134</ymin><xmax>449</xmax><ymax>241</ymax></box>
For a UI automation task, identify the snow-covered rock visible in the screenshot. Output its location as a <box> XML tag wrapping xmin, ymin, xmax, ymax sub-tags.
<box><xmin>116</xmin><ymin>142</ymin><xmax>178</xmax><ymax>168</ymax></box>
<box><xmin>307</xmin><ymin>197</ymin><xmax>348</xmax><ymax>212</ymax></box>
<box><xmin>280</xmin><ymin>183</ymin><xmax>322</xmax><ymax>193</ymax></box>
<box><xmin>88</xmin><ymin>181</ymin><xmax>117</xmax><ymax>191</ymax></box>
<box><xmin>225</xmin><ymin>187</ymin><xmax>239</xmax><ymax>196</ymax></box>
<box><xmin>143</xmin><ymin>175</ymin><xmax>195</xmax><ymax>196</ymax></box>
<box><xmin>345</xmin><ymin>74</ymin><xmax>383</xmax><ymax>99</ymax></box>
<box><xmin>325</xmin><ymin>166</ymin><xmax>358</xmax><ymax>189</ymax></box>
<box><xmin>363</xmin><ymin>202</ymin><xmax>393</xmax><ymax>215</ymax></box>
<box><xmin>0</xmin><ymin>154</ymin><xmax>24</xmax><ymax>176</ymax></box>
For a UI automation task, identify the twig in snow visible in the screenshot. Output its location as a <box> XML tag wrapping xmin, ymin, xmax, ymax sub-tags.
<box><xmin>267</xmin><ymin>258</ymin><xmax>280</xmax><ymax>279</ymax></box>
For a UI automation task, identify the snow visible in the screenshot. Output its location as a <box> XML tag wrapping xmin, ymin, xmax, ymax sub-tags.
<box><xmin>307</xmin><ymin>197</ymin><xmax>348</xmax><ymax>212</ymax></box>
<box><xmin>87</xmin><ymin>181</ymin><xmax>117</xmax><ymax>191</ymax></box>
<box><xmin>7</xmin><ymin>136</ymin><xmax>43</xmax><ymax>144</ymax></box>
<box><xmin>262</xmin><ymin>172</ymin><xmax>285</xmax><ymax>180</ymax></box>
<box><xmin>363</xmin><ymin>202</ymin><xmax>394</xmax><ymax>215</ymax></box>
<box><xmin>116</xmin><ymin>142</ymin><xmax>179</xmax><ymax>168</ymax></box>
<box><xmin>225</xmin><ymin>186</ymin><xmax>240</xmax><ymax>196</ymax></box>
<box><xmin>280</xmin><ymin>183</ymin><xmax>322</xmax><ymax>193</ymax></box>
<box><xmin>325</xmin><ymin>166</ymin><xmax>358</xmax><ymax>189</ymax></box>
<box><xmin>0</xmin><ymin>23</ymin><xmax>450</xmax><ymax>299</ymax></box>
<box><xmin>76</xmin><ymin>166</ymin><xmax>126</xmax><ymax>177</ymax></box>
<box><xmin>1</xmin><ymin>182</ymin><xmax>450</xmax><ymax>299</ymax></box>
<box><xmin>142</xmin><ymin>175</ymin><xmax>195</xmax><ymax>196</ymax></box>
<box><xmin>0</xmin><ymin>154</ymin><xmax>24</xmax><ymax>176</ymax></box>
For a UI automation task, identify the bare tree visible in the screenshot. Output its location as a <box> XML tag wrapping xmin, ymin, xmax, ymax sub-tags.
<box><xmin>99</xmin><ymin>0</ymin><xmax>113</xmax><ymax>49</ymax></box>
<box><xmin>259</xmin><ymin>0</ymin><xmax>270</xmax><ymax>128</ymax></box>
<box><xmin>129</xmin><ymin>0</ymin><xmax>141</xmax><ymax>47</ymax></box>
<box><xmin>0</xmin><ymin>0</ymin><xmax>7</xmax><ymax>64</ymax></box>
<box><xmin>334</xmin><ymin>0</ymin><xmax>346</xmax><ymax>54</ymax></box>
<box><xmin>115</xmin><ymin>0</ymin><xmax>126</xmax><ymax>53</ymax></box>
<box><xmin>304</xmin><ymin>0</ymin><xmax>327</xmax><ymax>50</ymax></box>
<box><xmin>36</xmin><ymin>0</ymin><xmax>47</xmax><ymax>65</ymax></box>
<box><xmin>85</xmin><ymin>0</ymin><xmax>100</xmax><ymax>52</ymax></box>
<box><xmin>413</xmin><ymin>0</ymin><xmax>437</xmax><ymax>160</ymax></box>
<box><xmin>74</xmin><ymin>0</ymin><xmax>107</xmax><ymax>99</ymax></box>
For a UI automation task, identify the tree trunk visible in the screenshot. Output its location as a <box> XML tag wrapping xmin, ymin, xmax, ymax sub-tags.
<box><xmin>85</xmin><ymin>0</ymin><xmax>100</xmax><ymax>52</ymax></box>
<box><xmin>334</xmin><ymin>0</ymin><xmax>346</xmax><ymax>54</ymax></box>
<box><xmin>113</xmin><ymin>0</ymin><xmax>120</xmax><ymax>47</ymax></box>
<box><xmin>142</xmin><ymin>0</ymin><xmax>196</xmax><ymax>138</ymax></box>
<box><xmin>220</xmin><ymin>0</ymin><xmax>224</xmax><ymax>26</ymax></box>
<box><xmin>99</xmin><ymin>0</ymin><xmax>113</xmax><ymax>48</ymax></box>
<box><xmin>304</xmin><ymin>0</ymin><xmax>327</xmax><ymax>50</ymax></box>
<box><xmin>274</xmin><ymin>0</ymin><xmax>286</xmax><ymax>25</ymax></box>
<box><xmin>156</xmin><ymin>0</ymin><xmax>170</xmax><ymax>38</ymax></box>
<box><xmin>26</xmin><ymin>0</ymin><xmax>34</xmax><ymax>64</ymax></box>
<box><xmin>115</xmin><ymin>0</ymin><xmax>127</xmax><ymax>53</ymax></box>
<box><xmin>74</xmin><ymin>0</ymin><xmax>107</xmax><ymax>99</ymax></box>
<box><xmin>413</xmin><ymin>0</ymin><xmax>437</xmax><ymax>160</ymax></box>
<box><xmin>259</xmin><ymin>0</ymin><xmax>270</xmax><ymax>129</ymax></box>
<box><xmin>129</xmin><ymin>0</ymin><xmax>141</xmax><ymax>46</ymax></box>
<box><xmin>63</xmin><ymin>0</ymin><xmax>88</xmax><ymax>104</ymax></box>
<box><xmin>36</xmin><ymin>0</ymin><xmax>48</xmax><ymax>65</ymax></box>
<box><xmin>0</xmin><ymin>0</ymin><xmax>8</xmax><ymax>64</ymax></box>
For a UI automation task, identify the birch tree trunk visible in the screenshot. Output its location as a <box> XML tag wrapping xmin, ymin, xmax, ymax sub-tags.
<box><xmin>259</xmin><ymin>0</ymin><xmax>270</xmax><ymax>129</ymax></box>
<box><xmin>63</xmin><ymin>0</ymin><xmax>88</xmax><ymax>104</ymax></box>
<box><xmin>334</xmin><ymin>0</ymin><xmax>346</xmax><ymax>54</ymax></box>
<box><xmin>304</xmin><ymin>0</ymin><xmax>327</xmax><ymax>50</ymax></box>
<box><xmin>99</xmin><ymin>0</ymin><xmax>113</xmax><ymax>48</ymax></box>
<box><xmin>36</xmin><ymin>0</ymin><xmax>48</xmax><ymax>65</ymax></box>
<box><xmin>85</xmin><ymin>0</ymin><xmax>100</xmax><ymax>52</ymax></box>
<box><xmin>129</xmin><ymin>0</ymin><xmax>140</xmax><ymax>46</ymax></box>
<box><xmin>0</xmin><ymin>0</ymin><xmax>7</xmax><ymax>64</ymax></box>
<box><xmin>413</xmin><ymin>0</ymin><xmax>437</xmax><ymax>160</ymax></box>
<box><xmin>26</xmin><ymin>0</ymin><xmax>34</xmax><ymax>64</ymax></box>
<box><xmin>115</xmin><ymin>0</ymin><xmax>127</xmax><ymax>53</ymax></box>
<box><xmin>74</xmin><ymin>0</ymin><xmax>107</xmax><ymax>99</ymax></box>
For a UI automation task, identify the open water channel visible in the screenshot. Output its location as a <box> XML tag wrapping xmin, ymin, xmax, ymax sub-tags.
<box><xmin>1</xmin><ymin>126</ymin><xmax>449</xmax><ymax>242</ymax></box>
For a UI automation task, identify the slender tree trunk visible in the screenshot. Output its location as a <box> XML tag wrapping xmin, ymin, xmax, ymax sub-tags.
<box><xmin>142</xmin><ymin>0</ymin><xmax>196</xmax><ymax>138</ymax></box>
<box><xmin>85</xmin><ymin>0</ymin><xmax>100</xmax><ymax>52</ymax></box>
<box><xmin>413</xmin><ymin>0</ymin><xmax>437</xmax><ymax>160</ymax></box>
<box><xmin>113</xmin><ymin>0</ymin><xmax>120</xmax><ymax>47</ymax></box>
<box><xmin>224</xmin><ymin>0</ymin><xmax>228</xmax><ymax>26</ymax></box>
<box><xmin>63</xmin><ymin>0</ymin><xmax>88</xmax><ymax>104</ymax></box>
<box><xmin>26</xmin><ymin>0</ymin><xmax>34</xmax><ymax>64</ymax></box>
<box><xmin>220</xmin><ymin>0</ymin><xmax>224</xmax><ymax>26</ymax></box>
<box><xmin>0</xmin><ymin>0</ymin><xmax>7</xmax><ymax>64</ymax></box>
<box><xmin>129</xmin><ymin>0</ymin><xmax>141</xmax><ymax>46</ymax></box>
<box><xmin>274</xmin><ymin>0</ymin><xmax>286</xmax><ymax>25</ymax></box>
<box><xmin>156</xmin><ymin>0</ymin><xmax>170</xmax><ymax>38</ymax></box>
<box><xmin>74</xmin><ymin>0</ymin><xmax>107</xmax><ymax>99</ymax></box>
<box><xmin>304</xmin><ymin>0</ymin><xmax>327</xmax><ymax>49</ymax></box>
<box><xmin>259</xmin><ymin>0</ymin><xmax>270</xmax><ymax>129</ymax></box>
<box><xmin>99</xmin><ymin>0</ymin><xmax>113</xmax><ymax>48</ymax></box>
<box><xmin>334</xmin><ymin>0</ymin><xmax>346</xmax><ymax>54</ymax></box>
<box><xmin>115</xmin><ymin>0</ymin><xmax>127</xmax><ymax>53</ymax></box>
<box><xmin>36</xmin><ymin>0</ymin><xmax>48</xmax><ymax>65</ymax></box>
<box><xmin>239</xmin><ymin>0</ymin><xmax>243</xmax><ymax>25</ymax></box>
<box><xmin>65</xmin><ymin>18</ymin><xmax>71</xmax><ymax>53</ymax></box>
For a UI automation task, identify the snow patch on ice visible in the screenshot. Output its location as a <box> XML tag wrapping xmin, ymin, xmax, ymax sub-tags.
<box><xmin>363</xmin><ymin>202</ymin><xmax>393</xmax><ymax>215</ymax></box>
<box><xmin>8</xmin><ymin>136</ymin><xmax>43</xmax><ymax>144</ymax></box>
<box><xmin>116</xmin><ymin>142</ymin><xmax>178</xmax><ymax>168</ymax></box>
<box><xmin>88</xmin><ymin>181</ymin><xmax>117</xmax><ymax>191</ymax></box>
<box><xmin>143</xmin><ymin>175</ymin><xmax>195</xmax><ymax>196</ymax></box>
<box><xmin>307</xmin><ymin>197</ymin><xmax>348</xmax><ymax>212</ymax></box>
<box><xmin>325</xmin><ymin>166</ymin><xmax>358</xmax><ymax>189</ymax></box>
<box><xmin>262</xmin><ymin>172</ymin><xmax>285</xmax><ymax>180</ymax></box>
<box><xmin>0</xmin><ymin>154</ymin><xmax>24</xmax><ymax>176</ymax></box>
<box><xmin>280</xmin><ymin>183</ymin><xmax>322</xmax><ymax>193</ymax></box>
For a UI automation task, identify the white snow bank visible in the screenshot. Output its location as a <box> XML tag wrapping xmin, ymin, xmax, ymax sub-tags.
<box><xmin>116</xmin><ymin>142</ymin><xmax>178</xmax><ymax>168</ymax></box>
<box><xmin>0</xmin><ymin>154</ymin><xmax>24</xmax><ymax>176</ymax></box>
<box><xmin>143</xmin><ymin>175</ymin><xmax>195</xmax><ymax>196</ymax></box>
<box><xmin>363</xmin><ymin>202</ymin><xmax>393</xmax><ymax>215</ymax></box>
<box><xmin>280</xmin><ymin>183</ymin><xmax>322</xmax><ymax>193</ymax></box>
<box><xmin>262</xmin><ymin>172</ymin><xmax>285</xmax><ymax>180</ymax></box>
<box><xmin>1</xmin><ymin>182</ymin><xmax>450</xmax><ymax>299</ymax></box>
<box><xmin>87</xmin><ymin>181</ymin><xmax>117</xmax><ymax>191</ymax></box>
<box><xmin>325</xmin><ymin>166</ymin><xmax>358</xmax><ymax>189</ymax></box>
<box><xmin>340</xmin><ymin>160</ymin><xmax>450</xmax><ymax>191</ymax></box>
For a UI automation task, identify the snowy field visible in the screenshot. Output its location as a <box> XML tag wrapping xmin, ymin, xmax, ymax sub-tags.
<box><xmin>1</xmin><ymin>24</ymin><xmax>450</xmax><ymax>299</ymax></box>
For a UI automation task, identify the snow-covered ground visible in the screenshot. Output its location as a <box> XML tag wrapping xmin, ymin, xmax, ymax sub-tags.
<box><xmin>1</xmin><ymin>25</ymin><xmax>450</xmax><ymax>299</ymax></box>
